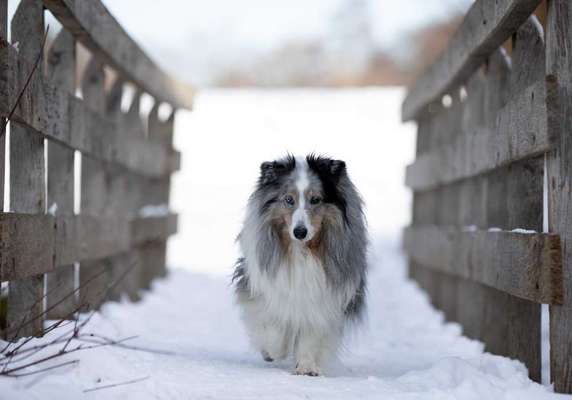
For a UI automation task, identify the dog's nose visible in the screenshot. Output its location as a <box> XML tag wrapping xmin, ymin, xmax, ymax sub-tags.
<box><xmin>293</xmin><ymin>226</ymin><xmax>308</xmax><ymax>240</ymax></box>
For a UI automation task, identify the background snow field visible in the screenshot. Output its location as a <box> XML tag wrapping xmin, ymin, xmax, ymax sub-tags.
<box><xmin>0</xmin><ymin>89</ymin><xmax>568</xmax><ymax>399</ymax></box>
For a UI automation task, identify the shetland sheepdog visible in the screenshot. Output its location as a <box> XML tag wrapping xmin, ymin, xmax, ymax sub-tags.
<box><xmin>233</xmin><ymin>154</ymin><xmax>368</xmax><ymax>376</ymax></box>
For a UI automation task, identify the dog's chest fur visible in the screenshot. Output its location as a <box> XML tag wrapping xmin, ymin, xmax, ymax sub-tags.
<box><xmin>248</xmin><ymin>245</ymin><xmax>346</xmax><ymax>330</ymax></box>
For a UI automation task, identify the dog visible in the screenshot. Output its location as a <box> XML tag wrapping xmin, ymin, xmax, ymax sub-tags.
<box><xmin>232</xmin><ymin>154</ymin><xmax>368</xmax><ymax>376</ymax></box>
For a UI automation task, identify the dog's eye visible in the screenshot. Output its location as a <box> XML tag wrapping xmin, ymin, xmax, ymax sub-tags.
<box><xmin>284</xmin><ymin>195</ymin><xmax>295</xmax><ymax>206</ymax></box>
<box><xmin>310</xmin><ymin>196</ymin><xmax>322</xmax><ymax>205</ymax></box>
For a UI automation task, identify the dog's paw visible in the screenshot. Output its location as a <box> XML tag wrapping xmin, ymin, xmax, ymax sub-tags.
<box><xmin>261</xmin><ymin>350</ymin><xmax>274</xmax><ymax>362</ymax></box>
<box><xmin>294</xmin><ymin>362</ymin><xmax>320</xmax><ymax>377</ymax></box>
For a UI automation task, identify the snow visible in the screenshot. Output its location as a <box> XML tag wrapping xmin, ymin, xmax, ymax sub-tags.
<box><xmin>512</xmin><ymin>228</ymin><xmax>538</xmax><ymax>235</ymax></box>
<box><xmin>0</xmin><ymin>89</ymin><xmax>568</xmax><ymax>399</ymax></box>
<box><xmin>138</xmin><ymin>204</ymin><xmax>170</xmax><ymax>218</ymax></box>
<box><xmin>0</xmin><ymin>239</ymin><xmax>563</xmax><ymax>399</ymax></box>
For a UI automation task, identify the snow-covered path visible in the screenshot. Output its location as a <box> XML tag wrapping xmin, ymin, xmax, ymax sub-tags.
<box><xmin>1</xmin><ymin>238</ymin><xmax>563</xmax><ymax>399</ymax></box>
<box><xmin>1</xmin><ymin>89</ymin><xmax>569</xmax><ymax>399</ymax></box>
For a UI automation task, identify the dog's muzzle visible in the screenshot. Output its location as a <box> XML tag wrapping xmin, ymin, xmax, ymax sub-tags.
<box><xmin>293</xmin><ymin>225</ymin><xmax>308</xmax><ymax>240</ymax></box>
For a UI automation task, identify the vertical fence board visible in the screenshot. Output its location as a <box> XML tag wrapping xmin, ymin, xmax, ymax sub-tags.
<box><xmin>78</xmin><ymin>58</ymin><xmax>110</xmax><ymax>311</ymax></box>
<box><xmin>121</xmin><ymin>93</ymin><xmax>145</xmax><ymax>301</ymax></box>
<box><xmin>499</xmin><ymin>16</ymin><xmax>545</xmax><ymax>383</ymax></box>
<box><xmin>140</xmin><ymin>105</ymin><xmax>174</xmax><ymax>287</ymax></box>
<box><xmin>0</xmin><ymin>0</ymin><xmax>6</xmax><ymax>42</ymax></box>
<box><xmin>104</xmin><ymin>78</ymin><xmax>129</xmax><ymax>302</ymax></box>
<box><xmin>7</xmin><ymin>0</ymin><xmax>46</xmax><ymax>338</ymax></box>
<box><xmin>409</xmin><ymin>110</ymin><xmax>438</xmax><ymax>306</ymax></box>
<box><xmin>45</xmin><ymin>29</ymin><xmax>77</xmax><ymax>320</ymax></box>
<box><xmin>0</xmin><ymin>0</ymin><xmax>6</xmax><ymax>214</ymax></box>
<box><xmin>454</xmin><ymin>26</ymin><xmax>543</xmax><ymax>382</ymax></box>
<box><xmin>546</xmin><ymin>0</ymin><xmax>572</xmax><ymax>393</ymax></box>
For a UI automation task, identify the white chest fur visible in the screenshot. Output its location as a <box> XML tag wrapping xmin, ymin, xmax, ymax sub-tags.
<box><xmin>247</xmin><ymin>244</ymin><xmax>345</xmax><ymax>331</ymax></box>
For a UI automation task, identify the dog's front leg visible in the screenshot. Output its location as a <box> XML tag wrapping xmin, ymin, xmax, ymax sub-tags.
<box><xmin>293</xmin><ymin>329</ymin><xmax>324</xmax><ymax>376</ymax></box>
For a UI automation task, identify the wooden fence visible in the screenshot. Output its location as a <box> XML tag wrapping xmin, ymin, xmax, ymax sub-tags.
<box><xmin>402</xmin><ymin>0</ymin><xmax>572</xmax><ymax>393</ymax></box>
<box><xmin>0</xmin><ymin>0</ymin><xmax>193</xmax><ymax>339</ymax></box>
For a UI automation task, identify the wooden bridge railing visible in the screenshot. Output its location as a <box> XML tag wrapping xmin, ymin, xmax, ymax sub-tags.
<box><xmin>0</xmin><ymin>0</ymin><xmax>193</xmax><ymax>338</ymax></box>
<box><xmin>402</xmin><ymin>0</ymin><xmax>572</xmax><ymax>393</ymax></box>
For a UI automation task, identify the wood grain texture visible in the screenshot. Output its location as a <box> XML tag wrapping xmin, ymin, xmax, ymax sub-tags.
<box><xmin>0</xmin><ymin>214</ymin><xmax>55</xmax><ymax>282</ymax></box>
<box><xmin>458</xmin><ymin>38</ymin><xmax>542</xmax><ymax>382</ymax></box>
<box><xmin>404</xmin><ymin>226</ymin><xmax>562</xmax><ymax>304</ymax></box>
<box><xmin>139</xmin><ymin>106</ymin><xmax>176</xmax><ymax>286</ymax></box>
<box><xmin>546</xmin><ymin>0</ymin><xmax>572</xmax><ymax>393</ymax></box>
<box><xmin>0</xmin><ymin>0</ymin><xmax>6</xmax><ymax>42</ymax></box>
<box><xmin>406</xmin><ymin>81</ymin><xmax>549</xmax><ymax>190</ymax></box>
<box><xmin>79</xmin><ymin>56</ymin><xmax>111</xmax><ymax>311</ymax></box>
<box><xmin>131</xmin><ymin>214</ymin><xmax>177</xmax><ymax>246</ymax></box>
<box><xmin>407</xmin><ymin>30</ymin><xmax>546</xmax><ymax>381</ymax></box>
<box><xmin>7</xmin><ymin>0</ymin><xmax>46</xmax><ymax>338</ymax></box>
<box><xmin>0</xmin><ymin>0</ymin><xmax>4</xmax><ymax>218</ymax></box>
<box><xmin>42</xmin><ymin>0</ymin><xmax>194</xmax><ymax>109</ymax></box>
<box><xmin>45</xmin><ymin>29</ymin><xmax>77</xmax><ymax>320</ymax></box>
<box><xmin>0</xmin><ymin>44</ymin><xmax>177</xmax><ymax>177</ymax></box>
<box><xmin>402</xmin><ymin>0</ymin><xmax>542</xmax><ymax>121</ymax></box>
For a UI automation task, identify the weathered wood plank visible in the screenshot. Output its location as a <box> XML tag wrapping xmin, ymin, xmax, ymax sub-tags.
<box><xmin>0</xmin><ymin>0</ymin><xmax>5</xmax><ymax>219</ymax></box>
<box><xmin>546</xmin><ymin>0</ymin><xmax>572</xmax><ymax>393</ymax></box>
<box><xmin>131</xmin><ymin>214</ymin><xmax>177</xmax><ymax>245</ymax></box>
<box><xmin>0</xmin><ymin>214</ymin><xmax>55</xmax><ymax>282</ymax></box>
<box><xmin>101</xmin><ymin>78</ymin><xmax>128</xmax><ymax>302</ymax></box>
<box><xmin>0</xmin><ymin>0</ymin><xmax>6</xmax><ymax>43</ymax></box>
<box><xmin>0</xmin><ymin>213</ymin><xmax>135</xmax><ymax>282</ymax></box>
<box><xmin>7</xmin><ymin>0</ymin><xmax>46</xmax><ymax>338</ymax></box>
<box><xmin>407</xmin><ymin>40</ymin><xmax>545</xmax><ymax>381</ymax></box>
<box><xmin>42</xmin><ymin>0</ymin><xmax>194</xmax><ymax>110</ymax></box>
<box><xmin>466</xmin><ymin>35</ymin><xmax>543</xmax><ymax>382</ymax></box>
<box><xmin>404</xmin><ymin>226</ymin><xmax>562</xmax><ymax>304</ymax></box>
<box><xmin>406</xmin><ymin>81</ymin><xmax>549</xmax><ymax>190</ymax></box>
<box><xmin>0</xmin><ymin>44</ymin><xmax>178</xmax><ymax>177</ymax></box>
<box><xmin>139</xmin><ymin>106</ymin><xmax>176</xmax><ymax>286</ymax></box>
<box><xmin>0</xmin><ymin>0</ymin><xmax>5</xmax><ymax>230</ymax></box>
<box><xmin>0</xmin><ymin>213</ymin><xmax>176</xmax><ymax>282</ymax></box>
<box><xmin>407</xmin><ymin>18</ymin><xmax>550</xmax><ymax>191</ymax></box>
<box><xmin>46</xmin><ymin>29</ymin><xmax>77</xmax><ymax>320</ymax></box>
<box><xmin>79</xmin><ymin>56</ymin><xmax>112</xmax><ymax>311</ymax></box>
<box><xmin>402</xmin><ymin>0</ymin><xmax>542</xmax><ymax>121</ymax></box>
<box><xmin>408</xmin><ymin>99</ymin><xmax>462</xmax><ymax>320</ymax></box>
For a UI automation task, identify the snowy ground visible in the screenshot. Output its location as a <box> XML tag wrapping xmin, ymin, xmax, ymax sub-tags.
<box><xmin>1</xmin><ymin>89</ymin><xmax>569</xmax><ymax>399</ymax></box>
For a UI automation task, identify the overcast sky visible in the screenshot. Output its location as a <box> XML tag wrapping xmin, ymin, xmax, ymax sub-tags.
<box><xmin>101</xmin><ymin>0</ymin><xmax>472</xmax><ymax>86</ymax></box>
<box><xmin>5</xmin><ymin>0</ymin><xmax>472</xmax><ymax>86</ymax></box>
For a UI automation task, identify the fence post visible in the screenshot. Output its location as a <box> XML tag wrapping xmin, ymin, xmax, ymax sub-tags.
<box><xmin>78</xmin><ymin>58</ymin><xmax>110</xmax><ymax>311</ymax></box>
<box><xmin>139</xmin><ymin>105</ymin><xmax>175</xmax><ymax>287</ymax></box>
<box><xmin>546</xmin><ymin>0</ymin><xmax>572</xmax><ymax>393</ymax></box>
<box><xmin>45</xmin><ymin>29</ymin><xmax>77</xmax><ymax>320</ymax></box>
<box><xmin>121</xmin><ymin>91</ymin><xmax>145</xmax><ymax>301</ymax></box>
<box><xmin>7</xmin><ymin>0</ymin><xmax>46</xmax><ymax>338</ymax></box>
<box><xmin>0</xmin><ymin>0</ymin><xmax>6</xmax><ymax>213</ymax></box>
<box><xmin>104</xmin><ymin>78</ymin><xmax>129</xmax><ymax>302</ymax></box>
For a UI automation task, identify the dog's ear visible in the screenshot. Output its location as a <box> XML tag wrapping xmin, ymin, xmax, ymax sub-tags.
<box><xmin>259</xmin><ymin>160</ymin><xmax>288</xmax><ymax>186</ymax></box>
<box><xmin>329</xmin><ymin>159</ymin><xmax>346</xmax><ymax>177</ymax></box>
<box><xmin>306</xmin><ymin>155</ymin><xmax>346</xmax><ymax>182</ymax></box>
<box><xmin>259</xmin><ymin>161</ymin><xmax>277</xmax><ymax>185</ymax></box>
<box><xmin>259</xmin><ymin>156</ymin><xmax>296</xmax><ymax>186</ymax></box>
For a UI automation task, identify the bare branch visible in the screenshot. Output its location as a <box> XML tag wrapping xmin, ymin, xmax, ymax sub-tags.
<box><xmin>83</xmin><ymin>375</ymin><xmax>150</xmax><ymax>393</ymax></box>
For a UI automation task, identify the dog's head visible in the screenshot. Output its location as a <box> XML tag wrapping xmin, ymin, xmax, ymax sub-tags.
<box><xmin>256</xmin><ymin>154</ymin><xmax>348</xmax><ymax>247</ymax></box>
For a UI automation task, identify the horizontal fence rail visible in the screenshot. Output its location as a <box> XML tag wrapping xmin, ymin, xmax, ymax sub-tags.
<box><xmin>0</xmin><ymin>213</ymin><xmax>178</xmax><ymax>282</ymax></box>
<box><xmin>402</xmin><ymin>0</ymin><xmax>542</xmax><ymax>121</ymax></box>
<box><xmin>404</xmin><ymin>226</ymin><xmax>562</xmax><ymax>304</ymax></box>
<box><xmin>406</xmin><ymin>79</ymin><xmax>550</xmax><ymax>190</ymax></box>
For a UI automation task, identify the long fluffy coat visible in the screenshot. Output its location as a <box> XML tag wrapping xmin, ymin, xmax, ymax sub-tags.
<box><xmin>233</xmin><ymin>154</ymin><xmax>368</xmax><ymax>376</ymax></box>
